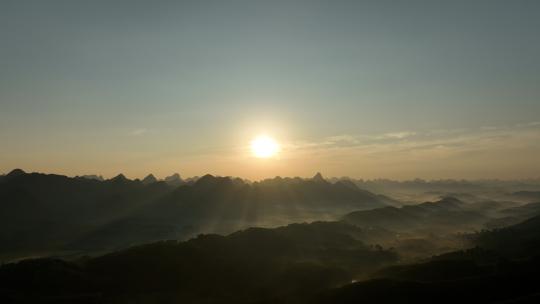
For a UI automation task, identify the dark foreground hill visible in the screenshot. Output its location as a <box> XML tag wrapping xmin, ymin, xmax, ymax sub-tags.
<box><xmin>0</xmin><ymin>221</ymin><xmax>398</xmax><ymax>304</ymax></box>
<box><xmin>0</xmin><ymin>169</ymin><xmax>393</xmax><ymax>259</ymax></box>
<box><xmin>312</xmin><ymin>215</ymin><xmax>540</xmax><ymax>304</ymax></box>
<box><xmin>3</xmin><ymin>215</ymin><xmax>540</xmax><ymax>304</ymax></box>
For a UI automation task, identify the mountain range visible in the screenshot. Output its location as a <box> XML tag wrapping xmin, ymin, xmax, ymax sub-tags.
<box><xmin>0</xmin><ymin>169</ymin><xmax>394</xmax><ymax>259</ymax></box>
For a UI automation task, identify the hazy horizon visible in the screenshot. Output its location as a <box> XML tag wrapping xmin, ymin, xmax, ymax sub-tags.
<box><xmin>3</xmin><ymin>167</ymin><xmax>540</xmax><ymax>183</ymax></box>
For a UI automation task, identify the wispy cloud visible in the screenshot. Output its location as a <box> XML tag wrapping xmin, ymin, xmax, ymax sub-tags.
<box><xmin>517</xmin><ymin>121</ymin><xmax>540</xmax><ymax>127</ymax></box>
<box><xmin>282</xmin><ymin>122</ymin><xmax>540</xmax><ymax>179</ymax></box>
<box><xmin>294</xmin><ymin>122</ymin><xmax>540</xmax><ymax>153</ymax></box>
<box><xmin>379</xmin><ymin>131</ymin><xmax>416</xmax><ymax>139</ymax></box>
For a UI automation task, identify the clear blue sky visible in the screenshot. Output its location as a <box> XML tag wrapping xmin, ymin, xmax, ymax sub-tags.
<box><xmin>1</xmin><ymin>0</ymin><xmax>540</xmax><ymax>179</ymax></box>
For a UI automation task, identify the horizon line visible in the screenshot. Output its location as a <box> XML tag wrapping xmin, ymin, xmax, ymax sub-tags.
<box><xmin>3</xmin><ymin>168</ymin><xmax>540</xmax><ymax>183</ymax></box>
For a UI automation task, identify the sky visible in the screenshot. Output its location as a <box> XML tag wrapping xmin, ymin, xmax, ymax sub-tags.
<box><xmin>1</xmin><ymin>0</ymin><xmax>540</xmax><ymax>180</ymax></box>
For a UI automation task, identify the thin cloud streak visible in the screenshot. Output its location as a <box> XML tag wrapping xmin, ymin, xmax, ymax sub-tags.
<box><xmin>280</xmin><ymin>122</ymin><xmax>540</xmax><ymax>179</ymax></box>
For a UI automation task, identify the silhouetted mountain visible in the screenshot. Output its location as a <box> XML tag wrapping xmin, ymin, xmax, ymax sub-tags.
<box><xmin>141</xmin><ymin>174</ymin><xmax>158</xmax><ymax>185</ymax></box>
<box><xmin>109</xmin><ymin>173</ymin><xmax>129</xmax><ymax>183</ymax></box>
<box><xmin>312</xmin><ymin>172</ymin><xmax>326</xmax><ymax>183</ymax></box>
<box><xmin>334</xmin><ymin>179</ymin><xmax>360</xmax><ymax>190</ymax></box>
<box><xmin>73</xmin><ymin>173</ymin><xmax>395</xmax><ymax>251</ymax></box>
<box><xmin>164</xmin><ymin>173</ymin><xmax>183</xmax><ymax>187</ymax></box>
<box><xmin>128</xmin><ymin>173</ymin><xmax>392</xmax><ymax>228</ymax></box>
<box><xmin>0</xmin><ymin>172</ymin><xmax>172</xmax><ymax>259</ymax></box>
<box><xmin>0</xmin><ymin>170</ymin><xmax>392</xmax><ymax>259</ymax></box>
<box><xmin>78</xmin><ymin>174</ymin><xmax>104</xmax><ymax>181</ymax></box>
<box><xmin>5</xmin><ymin>168</ymin><xmax>26</xmax><ymax>178</ymax></box>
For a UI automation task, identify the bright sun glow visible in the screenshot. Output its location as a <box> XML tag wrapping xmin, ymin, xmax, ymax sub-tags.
<box><xmin>250</xmin><ymin>135</ymin><xmax>280</xmax><ymax>158</ymax></box>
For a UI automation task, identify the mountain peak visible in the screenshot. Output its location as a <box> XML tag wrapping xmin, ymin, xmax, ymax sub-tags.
<box><xmin>7</xmin><ymin>168</ymin><xmax>26</xmax><ymax>178</ymax></box>
<box><xmin>142</xmin><ymin>174</ymin><xmax>158</xmax><ymax>184</ymax></box>
<box><xmin>165</xmin><ymin>173</ymin><xmax>181</xmax><ymax>180</ymax></box>
<box><xmin>312</xmin><ymin>172</ymin><xmax>325</xmax><ymax>182</ymax></box>
<box><xmin>335</xmin><ymin>179</ymin><xmax>359</xmax><ymax>190</ymax></box>
<box><xmin>164</xmin><ymin>173</ymin><xmax>182</xmax><ymax>186</ymax></box>
<box><xmin>110</xmin><ymin>174</ymin><xmax>128</xmax><ymax>182</ymax></box>
<box><xmin>438</xmin><ymin>196</ymin><xmax>464</xmax><ymax>206</ymax></box>
<box><xmin>79</xmin><ymin>174</ymin><xmax>104</xmax><ymax>181</ymax></box>
<box><xmin>194</xmin><ymin>174</ymin><xmax>221</xmax><ymax>187</ymax></box>
<box><xmin>197</xmin><ymin>174</ymin><xmax>216</xmax><ymax>182</ymax></box>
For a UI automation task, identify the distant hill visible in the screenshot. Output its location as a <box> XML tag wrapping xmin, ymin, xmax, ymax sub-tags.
<box><xmin>511</xmin><ymin>191</ymin><xmax>540</xmax><ymax>202</ymax></box>
<box><xmin>482</xmin><ymin>201</ymin><xmax>540</xmax><ymax>229</ymax></box>
<box><xmin>337</xmin><ymin>178</ymin><xmax>540</xmax><ymax>204</ymax></box>
<box><xmin>342</xmin><ymin>197</ymin><xmax>488</xmax><ymax>234</ymax></box>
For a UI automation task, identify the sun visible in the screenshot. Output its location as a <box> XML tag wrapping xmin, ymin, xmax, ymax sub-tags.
<box><xmin>250</xmin><ymin>135</ymin><xmax>280</xmax><ymax>158</ymax></box>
